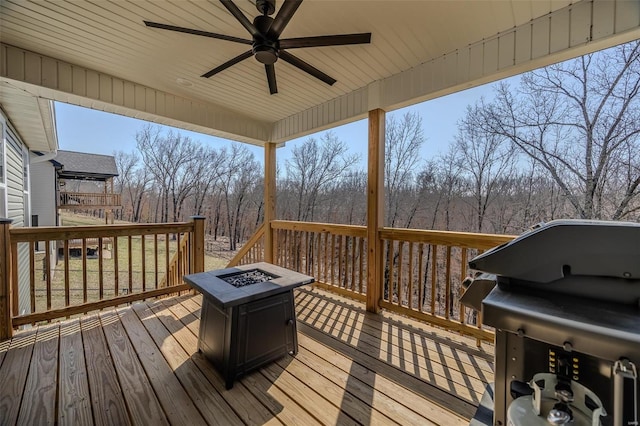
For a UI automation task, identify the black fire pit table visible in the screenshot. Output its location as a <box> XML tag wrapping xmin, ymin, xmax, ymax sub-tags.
<box><xmin>183</xmin><ymin>262</ymin><xmax>314</xmax><ymax>389</ymax></box>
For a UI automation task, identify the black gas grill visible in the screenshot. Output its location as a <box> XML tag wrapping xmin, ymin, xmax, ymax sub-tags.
<box><xmin>464</xmin><ymin>220</ymin><xmax>639</xmax><ymax>426</ymax></box>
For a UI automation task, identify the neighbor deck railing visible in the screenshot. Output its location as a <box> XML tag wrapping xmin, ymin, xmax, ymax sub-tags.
<box><xmin>229</xmin><ymin>220</ymin><xmax>515</xmax><ymax>342</ymax></box>
<box><xmin>0</xmin><ymin>216</ymin><xmax>204</xmax><ymax>338</ymax></box>
<box><xmin>58</xmin><ymin>191</ymin><xmax>122</xmax><ymax>208</ymax></box>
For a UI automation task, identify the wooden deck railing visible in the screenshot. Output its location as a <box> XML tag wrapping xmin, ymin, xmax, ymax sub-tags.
<box><xmin>0</xmin><ymin>217</ymin><xmax>204</xmax><ymax>338</ymax></box>
<box><xmin>227</xmin><ymin>223</ymin><xmax>266</xmax><ymax>267</ymax></box>
<box><xmin>58</xmin><ymin>191</ymin><xmax>122</xmax><ymax>208</ymax></box>
<box><xmin>272</xmin><ymin>220</ymin><xmax>368</xmax><ymax>301</ymax></box>
<box><xmin>379</xmin><ymin>227</ymin><xmax>514</xmax><ymax>342</ymax></box>
<box><xmin>230</xmin><ymin>220</ymin><xmax>515</xmax><ymax>342</ymax></box>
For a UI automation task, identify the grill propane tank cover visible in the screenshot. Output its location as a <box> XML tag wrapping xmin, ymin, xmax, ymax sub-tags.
<box><xmin>468</xmin><ymin>220</ymin><xmax>639</xmax><ymax>426</ymax></box>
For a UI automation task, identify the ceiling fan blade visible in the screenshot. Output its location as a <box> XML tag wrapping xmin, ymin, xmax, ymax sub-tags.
<box><xmin>279</xmin><ymin>50</ymin><xmax>336</xmax><ymax>86</ymax></box>
<box><xmin>265</xmin><ymin>64</ymin><xmax>277</xmax><ymax>94</ymax></box>
<box><xmin>280</xmin><ymin>33</ymin><xmax>372</xmax><ymax>49</ymax></box>
<box><xmin>201</xmin><ymin>50</ymin><xmax>253</xmax><ymax>78</ymax></box>
<box><xmin>219</xmin><ymin>0</ymin><xmax>259</xmax><ymax>38</ymax></box>
<box><xmin>267</xmin><ymin>0</ymin><xmax>302</xmax><ymax>39</ymax></box>
<box><xmin>144</xmin><ymin>21</ymin><xmax>252</xmax><ymax>44</ymax></box>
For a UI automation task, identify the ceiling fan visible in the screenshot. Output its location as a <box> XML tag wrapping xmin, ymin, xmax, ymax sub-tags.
<box><xmin>144</xmin><ymin>0</ymin><xmax>371</xmax><ymax>95</ymax></box>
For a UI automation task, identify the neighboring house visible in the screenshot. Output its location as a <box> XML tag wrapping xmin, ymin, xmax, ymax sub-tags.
<box><xmin>0</xmin><ymin>90</ymin><xmax>58</xmax><ymax>316</ymax></box>
<box><xmin>31</xmin><ymin>149</ymin><xmax>120</xmax><ymax>227</ymax></box>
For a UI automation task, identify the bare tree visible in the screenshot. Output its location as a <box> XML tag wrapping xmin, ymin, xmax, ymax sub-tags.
<box><xmin>136</xmin><ymin>125</ymin><xmax>201</xmax><ymax>222</ymax></box>
<box><xmin>482</xmin><ymin>41</ymin><xmax>640</xmax><ymax>220</ymax></box>
<box><xmin>385</xmin><ymin>111</ymin><xmax>425</xmax><ymax>228</ymax></box>
<box><xmin>218</xmin><ymin>144</ymin><xmax>261</xmax><ymax>250</ymax></box>
<box><xmin>190</xmin><ymin>146</ymin><xmax>226</xmax><ymax>216</ymax></box>
<box><xmin>113</xmin><ymin>150</ymin><xmax>152</xmax><ymax>222</ymax></box>
<box><xmin>453</xmin><ymin>104</ymin><xmax>518</xmax><ymax>232</ymax></box>
<box><xmin>283</xmin><ymin>132</ymin><xmax>359</xmax><ymax>222</ymax></box>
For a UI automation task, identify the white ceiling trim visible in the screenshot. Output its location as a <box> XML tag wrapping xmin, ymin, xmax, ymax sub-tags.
<box><xmin>0</xmin><ymin>79</ymin><xmax>56</xmax><ymax>152</ymax></box>
<box><xmin>271</xmin><ymin>0</ymin><xmax>640</xmax><ymax>143</ymax></box>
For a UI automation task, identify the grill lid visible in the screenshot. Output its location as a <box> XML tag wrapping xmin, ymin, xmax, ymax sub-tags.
<box><xmin>469</xmin><ymin>220</ymin><xmax>640</xmax><ymax>284</ymax></box>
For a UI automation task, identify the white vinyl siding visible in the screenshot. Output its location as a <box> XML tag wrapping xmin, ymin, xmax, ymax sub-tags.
<box><xmin>29</xmin><ymin>153</ymin><xmax>57</xmax><ymax>227</ymax></box>
<box><xmin>0</xmin><ymin>116</ymin><xmax>6</xmax><ymax>218</ymax></box>
<box><xmin>5</xmin><ymin>118</ymin><xmax>30</xmax><ymax>316</ymax></box>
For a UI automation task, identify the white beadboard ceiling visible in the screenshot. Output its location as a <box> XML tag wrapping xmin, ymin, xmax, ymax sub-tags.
<box><xmin>1</xmin><ymin>0</ymin><xmax>639</xmax><ymax>149</ymax></box>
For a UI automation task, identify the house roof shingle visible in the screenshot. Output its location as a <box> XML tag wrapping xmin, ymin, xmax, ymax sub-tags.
<box><xmin>53</xmin><ymin>150</ymin><xmax>119</xmax><ymax>180</ymax></box>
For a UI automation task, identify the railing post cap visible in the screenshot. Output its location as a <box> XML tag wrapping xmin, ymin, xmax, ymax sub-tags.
<box><xmin>0</xmin><ymin>218</ymin><xmax>13</xmax><ymax>224</ymax></box>
<box><xmin>190</xmin><ymin>215</ymin><xmax>206</xmax><ymax>220</ymax></box>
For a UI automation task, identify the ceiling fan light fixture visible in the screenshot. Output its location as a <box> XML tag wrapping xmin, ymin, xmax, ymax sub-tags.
<box><xmin>253</xmin><ymin>43</ymin><xmax>278</xmax><ymax>64</ymax></box>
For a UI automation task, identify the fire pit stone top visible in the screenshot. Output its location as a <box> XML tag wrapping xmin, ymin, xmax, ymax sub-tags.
<box><xmin>184</xmin><ymin>262</ymin><xmax>315</xmax><ymax>308</ymax></box>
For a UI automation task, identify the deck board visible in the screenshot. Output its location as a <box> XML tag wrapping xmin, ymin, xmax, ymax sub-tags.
<box><xmin>0</xmin><ymin>328</ymin><xmax>38</xmax><ymax>425</ymax></box>
<box><xmin>58</xmin><ymin>319</ymin><xmax>93</xmax><ymax>426</ymax></box>
<box><xmin>0</xmin><ymin>287</ymin><xmax>493</xmax><ymax>425</ymax></box>
<box><xmin>115</xmin><ymin>306</ymin><xmax>207</xmax><ymax>426</ymax></box>
<box><xmin>80</xmin><ymin>314</ymin><xmax>131</xmax><ymax>426</ymax></box>
<box><xmin>17</xmin><ymin>323</ymin><xmax>59</xmax><ymax>425</ymax></box>
<box><xmin>99</xmin><ymin>309</ymin><xmax>169</xmax><ymax>425</ymax></box>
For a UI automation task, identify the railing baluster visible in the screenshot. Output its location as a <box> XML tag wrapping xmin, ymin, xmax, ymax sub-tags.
<box><xmin>64</xmin><ymin>239</ymin><xmax>70</xmax><ymax>307</ymax></box>
<box><xmin>176</xmin><ymin>233</ymin><xmax>181</xmax><ymax>284</ymax></box>
<box><xmin>153</xmin><ymin>234</ymin><xmax>158</xmax><ymax>288</ymax></box>
<box><xmin>386</xmin><ymin>240</ymin><xmax>392</xmax><ymax>303</ymax></box>
<box><xmin>29</xmin><ymin>241</ymin><xmax>35</xmax><ymax>314</ymax></box>
<box><xmin>337</xmin><ymin>234</ymin><xmax>343</xmax><ymax>288</ymax></box>
<box><xmin>430</xmin><ymin>245</ymin><xmax>437</xmax><ymax>315</ymax></box>
<box><xmin>445</xmin><ymin>245</ymin><xmax>452</xmax><ymax>320</ymax></box>
<box><xmin>98</xmin><ymin>237</ymin><xmax>104</xmax><ymax>300</ymax></box>
<box><xmin>45</xmin><ymin>242</ymin><xmax>51</xmax><ymax>311</ymax></box>
<box><xmin>304</xmin><ymin>231</ymin><xmax>309</xmax><ymax>274</ymax></box>
<box><xmin>350</xmin><ymin>236</ymin><xmax>356</xmax><ymax>292</ymax></box>
<box><xmin>82</xmin><ymin>239</ymin><xmax>88</xmax><ymax>303</ymax></box>
<box><xmin>460</xmin><ymin>248</ymin><xmax>468</xmax><ymax>324</ymax></box>
<box><xmin>358</xmin><ymin>237</ymin><xmax>364</xmax><ymax>294</ymax></box>
<box><xmin>417</xmin><ymin>243</ymin><xmax>424</xmax><ymax>312</ymax></box>
<box><xmin>165</xmin><ymin>234</ymin><xmax>170</xmax><ymax>287</ymax></box>
<box><xmin>397</xmin><ymin>240</ymin><xmax>404</xmax><ymax>307</ymax></box>
<box><xmin>408</xmin><ymin>242</ymin><xmax>414</xmax><ymax>310</ymax></box>
<box><xmin>113</xmin><ymin>236</ymin><xmax>119</xmax><ymax>296</ymax></box>
<box><xmin>10</xmin><ymin>241</ymin><xmax>19</xmax><ymax>315</ymax></box>
<box><xmin>129</xmin><ymin>235</ymin><xmax>134</xmax><ymax>293</ymax></box>
<box><xmin>323</xmin><ymin>232</ymin><xmax>329</xmax><ymax>283</ymax></box>
<box><xmin>141</xmin><ymin>234</ymin><xmax>146</xmax><ymax>292</ymax></box>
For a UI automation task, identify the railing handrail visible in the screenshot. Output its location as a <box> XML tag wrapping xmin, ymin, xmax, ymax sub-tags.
<box><xmin>380</xmin><ymin>227</ymin><xmax>515</xmax><ymax>250</ymax></box>
<box><xmin>227</xmin><ymin>222</ymin><xmax>266</xmax><ymax>267</ymax></box>
<box><xmin>59</xmin><ymin>191</ymin><xmax>120</xmax><ymax>196</ymax></box>
<box><xmin>9</xmin><ymin>222</ymin><xmax>193</xmax><ymax>242</ymax></box>
<box><xmin>271</xmin><ymin>220</ymin><xmax>366</xmax><ymax>237</ymax></box>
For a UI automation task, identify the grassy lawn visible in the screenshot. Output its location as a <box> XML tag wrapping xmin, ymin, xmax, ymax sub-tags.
<box><xmin>31</xmin><ymin>213</ymin><xmax>233</xmax><ymax>312</ymax></box>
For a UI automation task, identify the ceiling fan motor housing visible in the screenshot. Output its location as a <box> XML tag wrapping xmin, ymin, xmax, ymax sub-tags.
<box><xmin>252</xmin><ymin>15</ymin><xmax>279</xmax><ymax>64</ymax></box>
<box><xmin>256</xmin><ymin>0</ymin><xmax>276</xmax><ymax>15</ymax></box>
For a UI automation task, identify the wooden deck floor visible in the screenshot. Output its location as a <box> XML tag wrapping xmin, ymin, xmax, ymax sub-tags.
<box><xmin>0</xmin><ymin>287</ymin><xmax>493</xmax><ymax>425</ymax></box>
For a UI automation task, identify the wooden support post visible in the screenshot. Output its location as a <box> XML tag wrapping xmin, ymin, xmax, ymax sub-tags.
<box><xmin>191</xmin><ymin>216</ymin><xmax>205</xmax><ymax>273</ymax></box>
<box><xmin>264</xmin><ymin>142</ymin><xmax>277</xmax><ymax>264</ymax></box>
<box><xmin>0</xmin><ymin>219</ymin><xmax>13</xmax><ymax>340</ymax></box>
<box><xmin>367</xmin><ymin>108</ymin><xmax>385</xmax><ymax>313</ymax></box>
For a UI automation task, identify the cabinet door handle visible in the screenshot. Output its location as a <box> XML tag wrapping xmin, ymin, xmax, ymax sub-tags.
<box><xmin>287</xmin><ymin>319</ymin><xmax>294</xmax><ymax>325</ymax></box>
